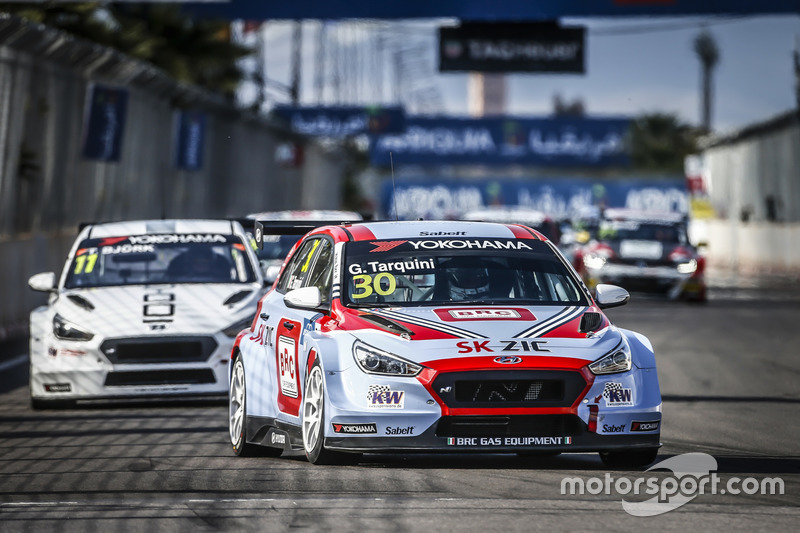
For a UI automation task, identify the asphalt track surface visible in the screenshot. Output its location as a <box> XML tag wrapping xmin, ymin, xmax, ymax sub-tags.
<box><xmin>1</xmin><ymin>287</ymin><xmax>798</xmax><ymax>532</ymax></box>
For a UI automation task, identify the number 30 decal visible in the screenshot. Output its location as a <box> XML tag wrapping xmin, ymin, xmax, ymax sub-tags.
<box><xmin>352</xmin><ymin>273</ymin><xmax>396</xmax><ymax>299</ymax></box>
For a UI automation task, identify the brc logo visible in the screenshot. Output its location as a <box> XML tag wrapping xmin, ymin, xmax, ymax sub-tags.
<box><xmin>277</xmin><ymin>336</ymin><xmax>298</xmax><ymax>399</ymax></box>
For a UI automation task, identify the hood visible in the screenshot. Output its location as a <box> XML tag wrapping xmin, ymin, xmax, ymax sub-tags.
<box><xmin>338</xmin><ymin>304</ymin><xmax>619</xmax><ymax>365</ymax></box>
<box><xmin>54</xmin><ymin>283</ymin><xmax>261</xmax><ymax>337</ymax></box>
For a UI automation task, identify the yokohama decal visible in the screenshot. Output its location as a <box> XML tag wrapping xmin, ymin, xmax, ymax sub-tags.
<box><xmin>369</xmin><ymin>240</ymin><xmax>407</xmax><ymax>252</ymax></box>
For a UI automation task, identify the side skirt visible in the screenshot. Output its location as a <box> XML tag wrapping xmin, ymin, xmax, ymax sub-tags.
<box><xmin>247</xmin><ymin>415</ymin><xmax>303</xmax><ymax>451</ymax></box>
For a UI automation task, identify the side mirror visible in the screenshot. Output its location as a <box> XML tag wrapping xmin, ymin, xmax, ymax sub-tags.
<box><xmin>595</xmin><ymin>284</ymin><xmax>630</xmax><ymax>309</ymax></box>
<box><xmin>284</xmin><ymin>286</ymin><xmax>328</xmax><ymax>312</ymax></box>
<box><xmin>29</xmin><ymin>272</ymin><xmax>57</xmax><ymax>293</ymax></box>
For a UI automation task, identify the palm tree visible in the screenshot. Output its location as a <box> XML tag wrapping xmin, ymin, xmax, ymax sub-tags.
<box><xmin>694</xmin><ymin>29</ymin><xmax>719</xmax><ymax>134</ymax></box>
<box><xmin>630</xmin><ymin>113</ymin><xmax>700</xmax><ymax>172</ymax></box>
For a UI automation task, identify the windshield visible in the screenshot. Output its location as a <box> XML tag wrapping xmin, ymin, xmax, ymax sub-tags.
<box><xmin>64</xmin><ymin>233</ymin><xmax>258</xmax><ymax>288</ymax></box>
<box><xmin>598</xmin><ymin>221</ymin><xmax>686</xmax><ymax>244</ymax></box>
<box><xmin>343</xmin><ymin>238</ymin><xmax>588</xmax><ymax>307</ymax></box>
<box><xmin>255</xmin><ymin>235</ymin><xmax>303</xmax><ymax>261</ymax></box>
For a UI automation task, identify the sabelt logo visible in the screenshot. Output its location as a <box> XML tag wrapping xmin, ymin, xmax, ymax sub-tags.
<box><xmin>332</xmin><ymin>423</ymin><xmax>378</xmax><ymax>434</ymax></box>
<box><xmin>631</xmin><ymin>421</ymin><xmax>660</xmax><ymax>432</ymax></box>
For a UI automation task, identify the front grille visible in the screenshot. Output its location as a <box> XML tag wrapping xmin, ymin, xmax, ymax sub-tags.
<box><xmin>433</xmin><ymin>370</ymin><xmax>587</xmax><ymax>409</ymax></box>
<box><xmin>456</xmin><ymin>380</ymin><xmax>563</xmax><ymax>402</ymax></box>
<box><xmin>101</xmin><ymin>336</ymin><xmax>218</xmax><ymax>364</ymax></box>
<box><xmin>104</xmin><ymin>369</ymin><xmax>216</xmax><ymax>387</ymax></box>
<box><xmin>436</xmin><ymin>415</ymin><xmax>584</xmax><ymax>437</ymax></box>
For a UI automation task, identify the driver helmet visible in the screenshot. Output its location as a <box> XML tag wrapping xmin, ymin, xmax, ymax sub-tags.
<box><xmin>447</xmin><ymin>265</ymin><xmax>490</xmax><ymax>300</ymax></box>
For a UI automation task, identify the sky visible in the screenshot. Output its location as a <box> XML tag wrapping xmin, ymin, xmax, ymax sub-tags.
<box><xmin>239</xmin><ymin>14</ymin><xmax>800</xmax><ymax>135</ymax></box>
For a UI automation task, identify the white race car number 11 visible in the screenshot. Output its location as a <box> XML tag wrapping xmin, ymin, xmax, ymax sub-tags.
<box><xmin>278</xmin><ymin>336</ymin><xmax>298</xmax><ymax>398</ymax></box>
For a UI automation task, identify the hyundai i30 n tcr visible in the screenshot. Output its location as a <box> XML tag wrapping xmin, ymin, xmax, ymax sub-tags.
<box><xmin>229</xmin><ymin>220</ymin><xmax>662</xmax><ymax>467</ymax></box>
<box><xmin>28</xmin><ymin>219</ymin><xmax>265</xmax><ymax>408</ymax></box>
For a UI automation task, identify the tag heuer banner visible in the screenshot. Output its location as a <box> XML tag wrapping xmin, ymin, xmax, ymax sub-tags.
<box><xmin>81</xmin><ymin>84</ymin><xmax>129</xmax><ymax>162</ymax></box>
<box><xmin>370</xmin><ymin>116</ymin><xmax>631</xmax><ymax>167</ymax></box>
<box><xmin>439</xmin><ymin>22</ymin><xmax>585</xmax><ymax>73</ymax></box>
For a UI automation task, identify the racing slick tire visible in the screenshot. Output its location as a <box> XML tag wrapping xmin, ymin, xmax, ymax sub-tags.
<box><xmin>302</xmin><ymin>359</ymin><xmax>349</xmax><ymax>465</ymax></box>
<box><xmin>229</xmin><ymin>355</ymin><xmax>281</xmax><ymax>458</ymax></box>
<box><xmin>599</xmin><ymin>448</ymin><xmax>659</xmax><ymax>469</ymax></box>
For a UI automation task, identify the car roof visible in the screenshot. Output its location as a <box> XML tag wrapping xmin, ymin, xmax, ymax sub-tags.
<box><xmin>246</xmin><ymin>210</ymin><xmax>363</xmax><ymax>221</ymax></box>
<box><xmin>308</xmin><ymin>220</ymin><xmax>547</xmax><ymax>242</ymax></box>
<box><xmin>82</xmin><ymin>219</ymin><xmax>244</xmax><ymax>238</ymax></box>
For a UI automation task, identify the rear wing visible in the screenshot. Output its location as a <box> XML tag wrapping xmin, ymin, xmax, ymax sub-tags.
<box><xmin>253</xmin><ymin>220</ymin><xmax>362</xmax><ymax>249</ymax></box>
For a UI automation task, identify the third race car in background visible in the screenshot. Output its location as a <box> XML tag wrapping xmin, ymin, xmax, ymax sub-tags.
<box><xmin>574</xmin><ymin>209</ymin><xmax>706</xmax><ymax>302</ymax></box>
<box><xmin>246</xmin><ymin>210</ymin><xmax>363</xmax><ymax>284</ymax></box>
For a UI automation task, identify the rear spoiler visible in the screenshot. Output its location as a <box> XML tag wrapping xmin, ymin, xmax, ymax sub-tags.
<box><xmin>253</xmin><ymin>220</ymin><xmax>362</xmax><ymax>249</ymax></box>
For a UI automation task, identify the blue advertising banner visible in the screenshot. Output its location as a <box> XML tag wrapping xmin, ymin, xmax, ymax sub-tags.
<box><xmin>81</xmin><ymin>84</ymin><xmax>128</xmax><ymax>162</ymax></box>
<box><xmin>370</xmin><ymin>117</ymin><xmax>631</xmax><ymax>167</ymax></box>
<box><xmin>272</xmin><ymin>105</ymin><xmax>406</xmax><ymax>137</ymax></box>
<box><xmin>184</xmin><ymin>1</ymin><xmax>800</xmax><ymax>21</ymax></box>
<box><xmin>175</xmin><ymin>110</ymin><xmax>206</xmax><ymax>171</ymax></box>
<box><xmin>381</xmin><ymin>177</ymin><xmax>688</xmax><ymax>221</ymax></box>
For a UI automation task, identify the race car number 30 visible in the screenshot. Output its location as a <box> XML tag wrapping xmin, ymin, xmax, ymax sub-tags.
<box><xmin>277</xmin><ymin>336</ymin><xmax>298</xmax><ymax>398</ymax></box>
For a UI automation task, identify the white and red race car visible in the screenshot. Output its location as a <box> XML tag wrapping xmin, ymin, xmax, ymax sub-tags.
<box><xmin>28</xmin><ymin>219</ymin><xmax>265</xmax><ymax>408</ymax></box>
<box><xmin>230</xmin><ymin>220</ymin><xmax>662</xmax><ymax>466</ymax></box>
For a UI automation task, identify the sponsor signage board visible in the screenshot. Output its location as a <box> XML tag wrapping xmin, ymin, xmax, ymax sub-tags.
<box><xmin>439</xmin><ymin>22</ymin><xmax>585</xmax><ymax>73</ymax></box>
<box><xmin>174</xmin><ymin>110</ymin><xmax>206</xmax><ymax>171</ymax></box>
<box><xmin>81</xmin><ymin>84</ymin><xmax>128</xmax><ymax>162</ymax></box>
<box><xmin>272</xmin><ymin>105</ymin><xmax>406</xmax><ymax>137</ymax></box>
<box><xmin>369</xmin><ymin>116</ymin><xmax>631</xmax><ymax>167</ymax></box>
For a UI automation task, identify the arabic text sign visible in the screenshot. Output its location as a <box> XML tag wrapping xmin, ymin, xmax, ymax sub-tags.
<box><xmin>272</xmin><ymin>105</ymin><xmax>406</xmax><ymax>137</ymax></box>
<box><xmin>370</xmin><ymin>117</ymin><xmax>631</xmax><ymax>167</ymax></box>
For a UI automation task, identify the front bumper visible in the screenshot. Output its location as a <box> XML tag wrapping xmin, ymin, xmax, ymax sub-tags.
<box><xmin>587</xmin><ymin>263</ymin><xmax>704</xmax><ymax>297</ymax></box>
<box><xmin>325</xmin><ymin>415</ymin><xmax>661</xmax><ymax>453</ymax></box>
<box><xmin>29</xmin><ymin>335</ymin><xmax>233</xmax><ymax>400</ymax></box>
<box><xmin>321</xmin><ymin>361</ymin><xmax>662</xmax><ymax>453</ymax></box>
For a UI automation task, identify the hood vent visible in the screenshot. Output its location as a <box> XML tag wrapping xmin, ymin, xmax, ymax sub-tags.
<box><xmin>223</xmin><ymin>290</ymin><xmax>253</xmax><ymax>306</ymax></box>
<box><xmin>67</xmin><ymin>294</ymin><xmax>95</xmax><ymax>311</ymax></box>
<box><xmin>579</xmin><ymin>312</ymin><xmax>603</xmax><ymax>333</ymax></box>
<box><xmin>358</xmin><ymin>313</ymin><xmax>415</xmax><ymax>338</ymax></box>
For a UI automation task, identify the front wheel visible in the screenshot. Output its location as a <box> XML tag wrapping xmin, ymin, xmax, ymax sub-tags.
<box><xmin>599</xmin><ymin>448</ymin><xmax>659</xmax><ymax>469</ymax></box>
<box><xmin>229</xmin><ymin>355</ymin><xmax>281</xmax><ymax>457</ymax></box>
<box><xmin>302</xmin><ymin>360</ymin><xmax>346</xmax><ymax>465</ymax></box>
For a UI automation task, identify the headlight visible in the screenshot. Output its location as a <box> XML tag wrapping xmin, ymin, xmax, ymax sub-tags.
<box><xmin>677</xmin><ymin>259</ymin><xmax>697</xmax><ymax>274</ymax></box>
<box><xmin>588</xmin><ymin>339</ymin><xmax>631</xmax><ymax>375</ymax></box>
<box><xmin>222</xmin><ymin>317</ymin><xmax>254</xmax><ymax>337</ymax></box>
<box><xmin>353</xmin><ymin>341</ymin><xmax>423</xmax><ymax>376</ymax></box>
<box><xmin>53</xmin><ymin>314</ymin><xmax>94</xmax><ymax>341</ymax></box>
<box><xmin>583</xmin><ymin>254</ymin><xmax>607</xmax><ymax>270</ymax></box>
